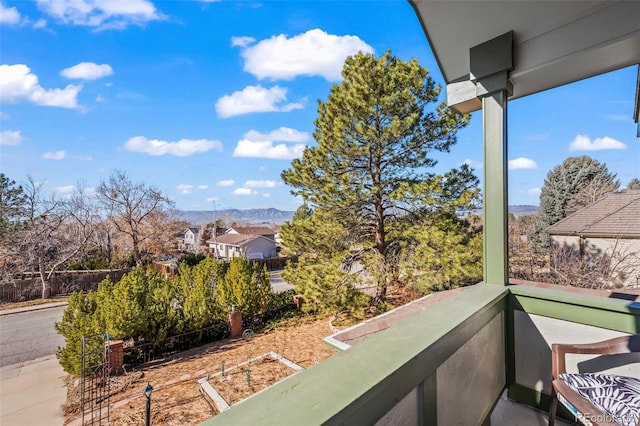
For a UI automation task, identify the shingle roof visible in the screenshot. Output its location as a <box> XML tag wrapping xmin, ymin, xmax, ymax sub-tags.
<box><xmin>546</xmin><ymin>191</ymin><xmax>640</xmax><ymax>238</ymax></box>
<box><xmin>230</xmin><ymin>226</ymin><xmax>274</xmax><ymax>236</ymax></box>
<box><xmin>209</xmin><ymin>233</ymin><xmax>259</xmax><ymax>246</ymax></box>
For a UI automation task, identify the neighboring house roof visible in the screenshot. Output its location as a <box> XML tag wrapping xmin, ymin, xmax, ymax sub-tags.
<box><xmin>546</xmin><ymin>191</ymin><xmax>640</xmax><ymax>238</ymax></box>
<box><xmin>186</xmin><ymin>227</ymin><xmax>199</xmax><ymax>234</ymax></box>
<box><xmin>207</xmin><ymin>233</ymin><xmax>274</xmax><ymax>247</ymax></box>
<box><xmin>226</xmin><ymin>226</ymin><xmax>274</xmax><ymax>236</ymax></box>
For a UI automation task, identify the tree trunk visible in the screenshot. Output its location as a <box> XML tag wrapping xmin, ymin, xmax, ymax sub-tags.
<box><xmin>373</xmin><ymin>283</ymin><xmax>387</xmax><ymax>305</ymax></box>
<box><xmin>38</xmin><ymin>247</ymin><xmax>51</xmax><ymax>299</ymax></box>
<box><xmin>373</xmin><ymin>187</ymin><xmax>388</xmax><ymax>304</ymax></box>
<box><xmin>132</xmin><ymin>234</ymin><xmax>142</xmax><ymax>266</ymax></box>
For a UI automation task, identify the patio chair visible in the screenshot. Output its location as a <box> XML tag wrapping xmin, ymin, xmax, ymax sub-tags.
<box><xmin>549</xmin><ymin>335</ymin><xmax>640</xmax><ymax>426</ymax></box>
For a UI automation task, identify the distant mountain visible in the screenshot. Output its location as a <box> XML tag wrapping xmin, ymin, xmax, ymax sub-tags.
<box><xmin>470</xmin><ymin>205</ymin><xmax>539</xmax><ymax>217</ymax></box>
<box><xmin>508</xmin><ymin>205</ymin><xmax>539</xmax><ymax>216</ymax></box>
<box><xmin>177</xmin><ymin>205</ymin><xmax>538</xmax><ymax>225</ymax></box>
<box><xmin>176</xmin><ymin>208</ymin><xmax>295</xmax><ymax>225</ymax></box>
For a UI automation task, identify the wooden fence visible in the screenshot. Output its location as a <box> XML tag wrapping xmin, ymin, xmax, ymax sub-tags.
<box><xmin>0</xmin><ymin>269</ymin><xmax>132</xmax><ymax>303</ymax></box>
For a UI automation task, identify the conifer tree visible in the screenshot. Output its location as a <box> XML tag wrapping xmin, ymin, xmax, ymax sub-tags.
<box><xmin>401</xmin><ymin>215</ymin><xmax>482</xmax><ymax>292</ymax></box>
<box><xmin>0</xmin><ymin>173</ymin><xmax>26</xmax><ymax>240</ymax></box>
<box><xmin>280</xmin><ymin>205</ymin><xmax>368</xmax><ymax>313</ymax></box>
<box><xmin>145</xmin><ymin>271</ymin><xmax>181</xmax><ymax>343</ymax></box>
<box><xmin>626</xmin><ymin>178</ymin><xmax>640</xmax><ymax>190</ymax></box>
<box><xmin>281</xmin><ymin>50</ymin><xmax>476</xmax><ymax>303</ymax></box>
<box><xmin>102</xmin><ymin>267</ymin><xmax>151</xmax><ymax>340</ymax></box>
<box><xmin>55</xmin><ymin>290</ymin><xmax>102</xmax><ymax>375</ymax></box>
<box><xmin>182</xmin><ymin>256</ymin><xmax>225</xmax><ymax>330</ymax></box>
<box><xmin>219</xmin><ymin>257</ymin><xmax>271</xmax><ymax>318</ymax></box>
<box><xmin>529</xmin><ymin>156</ymin><xmax>619</xmax><ymax>251</ymax></box>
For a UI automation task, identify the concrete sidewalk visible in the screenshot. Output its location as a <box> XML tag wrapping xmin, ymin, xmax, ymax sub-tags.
<box><xmin>0</xmin><ymin>301</ymin><xmax>68</xmax><ymax>317</ymax></box>
<box><xmin>0</xmin><ymin>355</ymin><xmax>66</xmax><ymax>426</ymax></box>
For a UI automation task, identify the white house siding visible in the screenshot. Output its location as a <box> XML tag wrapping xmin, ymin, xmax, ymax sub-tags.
<box><xmin>243</xmin><ymin>238</ymin><xmax>277</xmax><ymax>259</ymax></box>
<box><xmin>185</xmin><ymin>230</ymin><xmax>196</xmax><ymax>247</ymax></box>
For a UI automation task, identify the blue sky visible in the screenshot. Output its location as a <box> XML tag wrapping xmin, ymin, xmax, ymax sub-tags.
<box><xmin>1</xmin><ymin>1</ymin><xmax>638</xmax><ymax>212</ymax></box>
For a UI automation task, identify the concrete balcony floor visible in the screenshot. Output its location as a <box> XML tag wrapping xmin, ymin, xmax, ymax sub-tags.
<box><xmin>491</xmin><ymin>391</ymin><xmax>573</xmax><ymax>426</ymax></box>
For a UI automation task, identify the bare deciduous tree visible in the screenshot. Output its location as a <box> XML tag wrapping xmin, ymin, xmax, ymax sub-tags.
<box><xmin>510</xmin><ymin>214</ymin><xmax>639</xmax><ymax>290</ymax></box>
<box><xmin>568</xmin><ymin>176</ymin><xmax>619</xmax><ymax>211</ymax></box>
<box><xmin>547</xmin><ymin>239</ymin><xmax>639</xmax><ymax>289</ymax></box>
<box><xmin>96</xmin><ymin>170</ymin><xmax>174</xmax><ymax>266</ymax></box>
<box><xmin>14</xmin><ymin>178</ymin><xmax>97</xmax><ymax>298</ymax></box>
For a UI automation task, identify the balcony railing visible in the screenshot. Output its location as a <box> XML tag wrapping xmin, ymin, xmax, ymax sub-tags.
<box><xmin>201</xmin><ymin>282</ymin><xmax>640</xmax><ymax>425</ymax></box>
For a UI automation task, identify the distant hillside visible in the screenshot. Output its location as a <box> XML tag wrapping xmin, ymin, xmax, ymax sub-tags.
<box><xmin>508</xmin><ymin>205</ymin><xmax>539</xmax><ymax>216</ymax></box>
<box><xmin>177</xmin><ymin>208</ymin><xmax>295</xmax><ymax>225</ymax></box>
<box><xmin>471</xmin><ymin>205</ymin><xmax>539</xmax><ymax>217</ymax></box>
<box><xmin>177</xmin><ymin>205</ymin><xmax>538</xmax><ymax>225</ymax></box>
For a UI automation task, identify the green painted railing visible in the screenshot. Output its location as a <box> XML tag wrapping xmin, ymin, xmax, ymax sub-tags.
<box><xmin>202</xmin><ymin>283</ymin><xmax>508</xmax><ymax>425</ymax></box>
<box><xmin>200</xmin><ymin>283</ymin><xmax>640</xmax><ymax>425</ymax></box>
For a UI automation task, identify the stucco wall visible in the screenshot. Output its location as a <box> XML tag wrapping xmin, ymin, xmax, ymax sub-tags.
<box><xmin>513</xmin><ymin>311</ymin><xmax>639</xmax><ymax>395</ymax></box>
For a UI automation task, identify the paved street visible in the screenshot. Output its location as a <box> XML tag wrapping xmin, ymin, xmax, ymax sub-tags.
<box><xmin>269</xmin><ymin>269</ymin><xmax>294</xmax><ymax>293</ymax></box>
<box><xmin>0</xmin><ymin>306</ymin><xmax>66</xmax><ymax>367</ymax></box>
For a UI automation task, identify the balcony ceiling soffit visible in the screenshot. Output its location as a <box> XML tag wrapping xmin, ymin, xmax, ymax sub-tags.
<box><xmin>410</xmin><ymin>0</ymin><xmax>640</xmax><ymax>112</ymax></box>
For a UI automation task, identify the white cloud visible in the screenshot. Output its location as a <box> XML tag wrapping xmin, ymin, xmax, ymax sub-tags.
<box><xmin>177</xmin><ymin>184</ymin><xmax>194</xmax><ymax>195</ymax></box>
<box><xmin>233</xmin><ymin>188</ymin><xmax>257</xmax><ymax>196</ymax></box>
<box><xmin>262</xmin><ymin>193</ymin><xmax>271</xmax><ymax>198</ymax></box>
<box><xmin>0</xmin><ymin>3</ymin><xmax>21</xmax><ymax>24</ymax></box>
<box><xmin>461</xmin><ymin>158</ymin><xmax>483</xmax><ymax>169</ymax></box>
<box><xmin>54</xmin><ymin>185</ymin><xmax>76</xmax><ymax>195</ymax></box>
<box><xmin>267</xmin><ymin>127</ymin><xmax>309</xmax><ymax>143</ymax></box>
<box><xmin>36</xmin><ymin>0</ymin><xmax>163</xmax><ymax>30</ymax></box>
<box><xmin>0</xmin><ymin>64</ymin><xmax>81</xmax><ymax>109</ymax></box>
<box><xmin>508</xmin><ymin>157</ymin><xmax>537</xmax><ymax>170</ymax></box>
<box><xmin>237</xmin><ymin>28</ymin><xmax>374</xmax><ymax>81</ymax></box>
<box><xmin>244</xmin><ymin>180</ymin><xmax>276</xmax><ymax>188</ymax></box>
<box><xmin>217</xmin><ymin>180</ymin><xmax>235</xmax><ymax>187</ymax></box>
<box><xmin>215</xmin><ymin>85</ymin><xmax>303</xmax><ymax>118</ymax></box>
<box><xmin>123</xmin><ymin>136</ymin><xmax>222</xmax><ymax>157</ymax></box>
<box><xmin>43</xmin><ymin>150</ymin><xmax>66</xmax><ymax>160</ymax></box>
<box><xmin>231</xmin><ymin>36</ymin><xmax>255</xmax><ymax>47</ymax></box>
<box><xmin>177</xmin><ymin>184</ymin><xmax>208</xmax><ymax>195</ymax></box>
<box><xmin>528</xmin><ymin>187</ymin><xmax>541</xmax><ymax>196</ymax></box>
<box><xmin>569</xmin><ymin>134</ymin><xmax>626</xmax><ymax>151</ymax></box>
<box><xmin>0</xmin><ymin>129</ymin><xmax>23</xmax><ymax>145</ymax></box>
<box><xmin>61</xmin><ymin>62</ymin><xmax>113</xmax><ymax>80</ymax></box>
<box><xmin>54</xmin><ymin>185</ymin><xmax>95</xmax><ymax>198</ymax></box>
<box><xmin>233</xmin><ymin>127</ymin><xmax>309</xmax><ymax>160</ymax></box>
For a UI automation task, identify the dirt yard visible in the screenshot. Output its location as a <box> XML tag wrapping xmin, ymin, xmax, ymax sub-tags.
<box><xmin>63</xmin><ymin>316</ymin><xmax>338</xmax><ymax>425</ymax></box>
<box><xmin>62</xmin><ymin>284</ymin><xmax>424</xmax><ymax>425</ymax></box>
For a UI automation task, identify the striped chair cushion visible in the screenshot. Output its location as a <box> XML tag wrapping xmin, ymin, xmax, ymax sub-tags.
<box><xmin>560</xmin><ymin>372</ymin><xmax>640</xmax><ymax>426</ymax></box>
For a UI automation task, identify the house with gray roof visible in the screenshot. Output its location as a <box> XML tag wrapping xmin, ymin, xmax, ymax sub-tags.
<box><xmin>206</xmin><ymin>232</ymin><xmax>277</xmax><ymax>260</ymax></box>
<box><xmin>225</xmin><ymin>226</ymin><xmax>275</xmax><ymax>241</ymax></box>
<box><xmin>546</xmin><ymin>190</ymin><xmax>640</xmax><ymax>287</ymax></box>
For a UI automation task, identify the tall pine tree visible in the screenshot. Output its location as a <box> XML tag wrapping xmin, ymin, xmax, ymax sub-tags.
<box><xmin>281</xmin><ymin>50</ymin><xmax>477</xmax><ymax>303</ymax></box>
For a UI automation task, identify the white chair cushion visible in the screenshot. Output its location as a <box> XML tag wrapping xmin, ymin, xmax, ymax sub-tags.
<box><xmin>560</xmin><ymin>372</ymin><xmax>640</xmax><ymax>426</ymax></box>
